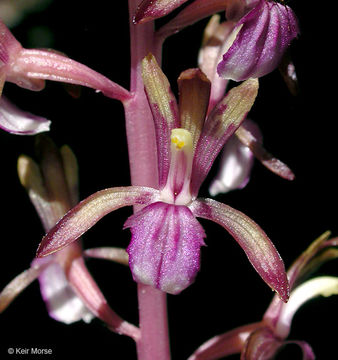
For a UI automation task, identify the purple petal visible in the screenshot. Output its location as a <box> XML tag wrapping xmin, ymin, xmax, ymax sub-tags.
<box><xmin>208</xmin><ymin>120</ymin><xmax>261</xmax><ymax>195</ymax></box>
<box><xmin>0</xmin><ymin>97</ymin><xmax>50</xmax><ymax>134</ymax></box>
<box><xmin>245</xmin><ymin>326</ymin><xmax>313</xmax><ymax>359</ymax></box>
<box><xmin>37</xmin><ymin>258</ymin><xmax>94</xmax><ymax>324</ymax></box>
<box><xmin>142</xmin><ymin>54</ymin><xmax>180</xmax><ymax>188</ymax></box>
<box><xmin>242</xmin><ymin>327</ymin><xmax>284</xmax><ymax>360</ymax></box>
<box><xmin>37</xmin><ymin>186</ymin><xmax>159</xmax><ymax>257</ymax></box>
<box><xmin>190</xmin><ymin>198</ymin><xmax>289</xmax><ymax>302</ymax></box>
<box><xmin>191</xmin><ymin>78</ymin><xmax>258</xmax><ymax>196</ymax></box>
<box><xmin>188</xmin><ymin>322</ymin><xmax>262</xmax><ymax>360</ymax></box>
<box><xmin>124</xmin><ymin>202</ymin><xmax>206</xmax><ymax>294</ymax></box>
<box><xmin>217</xmin><ymin>0</ymin><xmax>299</xmax><ymax>81</ymax></box>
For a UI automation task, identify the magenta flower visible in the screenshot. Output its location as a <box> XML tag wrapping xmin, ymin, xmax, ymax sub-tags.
<box><xmin>216</xmin><ymin>0</ymin><xmax>299</xmax><ymax>81</ymax></box>
<box><xmin>135</xmin><ymin>0</ymin><xmax>299</xmax><ymax>82</ymax></box>
<box><xmin>36</xmin><ymin>54</ymin><xmax>288</xmax><ymax>300</ymax></box>
<box><xmin>198</xmin><ymin>16</ymin><xmax>295</xmax><ymax>196</ymax></box>
<box><xmin>0</xmin><ymin>19</ymin><xmax>131</xmax><ymax>134</ymax></box>
<box><xmin>189</xmin><ymin>231</ymin><xmax>338</xmax><ymax>360</ymax></box>
<box><xmin>0</xmin><ymin>136</ymin><xmax>138</xmax><ymax>339</ymax></box>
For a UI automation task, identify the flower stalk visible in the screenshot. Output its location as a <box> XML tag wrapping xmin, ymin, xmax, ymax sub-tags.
<box><xmin>125</xmin><ymin>1</ymin><xmax>170</xmax><ymax>359</ymax></box>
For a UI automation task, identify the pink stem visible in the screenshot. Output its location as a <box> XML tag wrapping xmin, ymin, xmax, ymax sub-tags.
<box><xmin>124</xmin><ymin>1</ymin><xmax>158</xmax><ymax>189</ymax></box>
<box><xmin>136</xmin><ymin>285</ymin><xmax>170</xmax><ymax>360</ymax></box>
<box><xmin>124</xmin><ymin>1</ymin><xmax>171</xmax><ymax>359</ymax></box>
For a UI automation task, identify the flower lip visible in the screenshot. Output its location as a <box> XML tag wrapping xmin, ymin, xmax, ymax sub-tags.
<box><xmin>125</xmin><ymin>201</ymin><xmax>206</xmax><ymax>294</ymax></box>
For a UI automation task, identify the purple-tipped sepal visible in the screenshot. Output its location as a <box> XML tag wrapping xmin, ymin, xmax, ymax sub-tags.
<box><xmin>125</xmin><ymin>202</ymin><xmax>206</xmax><ymax>294</ymax></box>
<box><xmin>217</xmin><ymin>0</ymin><xmax>299</xmax><ymax>81</ymax></box>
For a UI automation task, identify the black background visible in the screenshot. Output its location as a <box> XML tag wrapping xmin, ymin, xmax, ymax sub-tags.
<box><xmin>0</xmin><ymin>1</ymin><xmax>337</xmax><ymax>359</ymax></box>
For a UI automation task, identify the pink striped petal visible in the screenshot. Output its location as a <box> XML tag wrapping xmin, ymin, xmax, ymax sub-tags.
<box><xmin>241</xmin><ymin>327</ymin><xmax>315</xmax><ymax>360</ymax></box>
<box><xmin>124</xmin><ymin>202</ymin><xmax>206</xmax><ymax>294</ymax></box>
<box><xmin>217</xmin><ymin>0</ymin><xmax>299</xmax><ymax>81</ymax></box>
<box><xmin>244</xmin><ymin>327</ymin><xmax>315</xmax><ymax>360</ymax></box>
<box><xmin>191</xmin><ymin>78</ymin><xmax>258</xmax><ymax>196</ymax></box>
<box><xmin>7</xmin><ymin>48</ymin><xmax>131</xmax><ymax>101</ymax></box>
<box><xmin>37</xmin><ymin>186</ymin><xmax>159</xmax><ymax>257</ymax></box>
<box><xmin>190</xmin><ymin>198</ymin><xmax>289</xmax><ymax>302</ymax></box>
<box><xmin>236</xmin><ymin>125</ymin><xmax>295</xmax><ymax>181</ymax></box>
<box><xmin>242</xmin><ymin>327</ymin><xmax>284</xmax><ymax>360</ymax></box>
<box><xmin>188</xmin><ymin>322</ymin><xmax>262</xmax><ymax>360</ymax></box>
<box><xmin>0</xmin><ymin>97</ymin><xmax>50</xmax><ymax>134</ymax></box>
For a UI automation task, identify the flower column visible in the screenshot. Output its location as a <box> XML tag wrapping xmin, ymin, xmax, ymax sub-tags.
<box><xmin>124</xmin><ymin>1</ymin><xmax>170</xmax><ymax>359</ymax></box>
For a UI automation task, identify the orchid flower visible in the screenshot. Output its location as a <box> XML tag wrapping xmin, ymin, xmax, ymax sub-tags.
<box><xmin>135</xmin><ymin>0</ymin><xmax>299</xmax><ymax>82</ymax></box>
<box><xmin>35</xmin><ymin>53</ymin><xmax>289</xmax><ymax>301</ymax></box>
<box><xmin>189</xmin><ymin>231</ymin><xmax>338</xmax><ymax>360</ymax></box>
<box><xmin>0</xmin><ymin>135</ymin><xmax>139</xmax><ymax>340</ymax></box>
<box><xmin>198</xmin><ymin>15</ymin><xmax>295</xmax><ymax>196</ymax></box>
<box><xmin>0</xmin><ymin>19</ymin><xmax>131</xmax><ymax>134</ymax></box>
